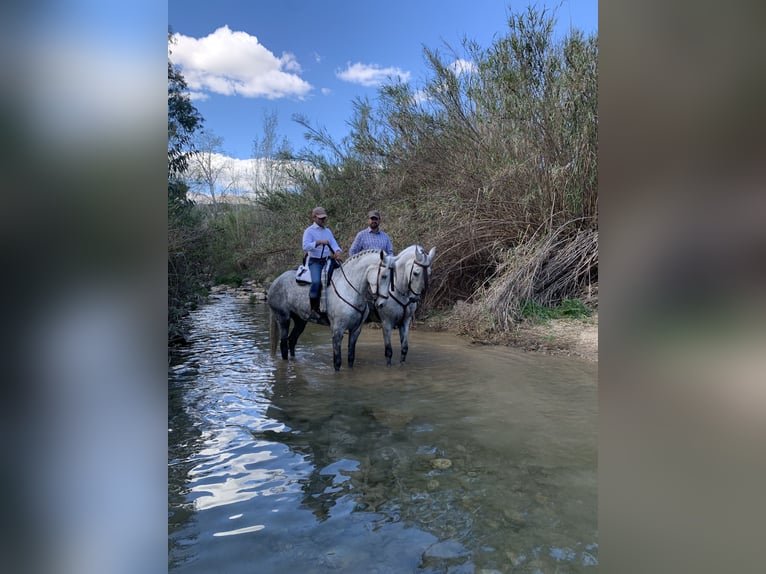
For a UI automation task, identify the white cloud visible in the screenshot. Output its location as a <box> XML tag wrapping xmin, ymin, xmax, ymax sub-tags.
<box><xmin>171</xmin><ymin>26</ymin><xmax>312</xmax><ymax>99</ymax></box>
<box><xmin>321</xmin><ymin>87</ymin><xmax>331</xmax><ymax>96</ymax></box>
<box><xmin>413</xmin><ymin>89</ymin><xmax>430</xmax><ymax>105</ymax></box>
<box><xmin>186</xmin><ymin>153</ymin><xmax>318</xmax><ymax>201</ymax></box>
<box><xmin>336</xmin><ymin>62</ymin><xmax>410</xmax><ymax>87</ymax></box>
<box><xmin>450</xmin><ymin>58</ymin><xmax>476</xmax><ymax>75</ymax></box>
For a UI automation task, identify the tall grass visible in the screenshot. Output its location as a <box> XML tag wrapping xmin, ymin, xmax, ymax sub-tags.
<box><xmin>178</xmin><ymin>7</ymin><xmax>598</xmax><ymax>338</ymax></box>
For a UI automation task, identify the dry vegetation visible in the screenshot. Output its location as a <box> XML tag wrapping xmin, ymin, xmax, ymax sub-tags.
<box><xmin>170</xmin><ymin>8</ymin><xmax>598</xmax><ymax>352</ymax></box>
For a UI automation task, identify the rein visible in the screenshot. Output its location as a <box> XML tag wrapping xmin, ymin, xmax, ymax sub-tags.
<box><xmin>330</xmin><ymin>258</ymin><xmax>386</xmax><ymax>315</ymax></box>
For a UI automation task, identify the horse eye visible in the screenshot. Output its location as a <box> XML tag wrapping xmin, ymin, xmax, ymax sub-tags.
<box><xmin>413</xmin><ymin>270</ymin><xmax>421</xmax><ymax>276</ymax></box>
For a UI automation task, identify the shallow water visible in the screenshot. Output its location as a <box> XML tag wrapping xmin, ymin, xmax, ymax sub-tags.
<box><xmin>169</xmin><ymin>294</ymin><xmax>597</xmax><ymax>573</ymax></box>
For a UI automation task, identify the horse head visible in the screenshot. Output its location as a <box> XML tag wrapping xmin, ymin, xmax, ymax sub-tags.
<box><xmin>395</xmin><ymin>245</ymin><xmax>435</xmax><ymax>304</ymax></box>
<box><xmin>364</xmin><ymin>250</ymin><xmax>396</xmax><ymax>310</ymax></box>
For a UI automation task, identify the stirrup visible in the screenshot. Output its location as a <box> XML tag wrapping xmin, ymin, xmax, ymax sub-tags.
<box><xmin>316</xmin><ymin>313</ymin><xmax>330</xmax><ymax>326</ymax></box>
<box><xmin>309</xmin><ymin>310</ymin><xmax>329</xmax><ymax>326</ymax></box>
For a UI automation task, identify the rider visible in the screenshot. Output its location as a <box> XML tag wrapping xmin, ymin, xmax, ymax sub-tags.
<box><xmin>348</xmin><ymin>210</ymin><xmax>394</xmax><ymax>256</ymax></box>
<box><xmin>301</xmin><ymin>206</ymin><xmax>343</xmax><ymax>325</ymax></box>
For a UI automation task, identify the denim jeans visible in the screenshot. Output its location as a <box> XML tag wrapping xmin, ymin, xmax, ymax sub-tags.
<box><xmin>308</xmin><ymin>259</ymin><xmax>325</xmax><ymax>299</ymax></box>
<box><xmin>308</xmin><ymin>258</ymin><xmax>338</xmax><ymax>299</ymax></box>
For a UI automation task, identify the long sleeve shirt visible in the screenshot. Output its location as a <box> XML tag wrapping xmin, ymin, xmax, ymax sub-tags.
<box><xmin>302</xmin><ymin>223</ymin><xmax>342</xmax><ymax>259</ymax></box>
<box><xmin>348</xmin><ymin>227</ymin><xmax>394</xmax><ymax>256</ymax></box>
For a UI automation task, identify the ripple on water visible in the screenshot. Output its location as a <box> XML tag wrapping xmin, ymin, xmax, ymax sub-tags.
<box><xmin>169</xmin><ymin>295</ymin><xmax>598</xmax><ymax>573</ymax></box>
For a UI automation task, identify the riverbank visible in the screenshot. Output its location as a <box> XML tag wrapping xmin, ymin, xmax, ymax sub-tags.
<box><xmin>496</xmin><ymin>314</ymin><xmax>598</xmax><ymax>363</ymax></box>
<box><xmin>415</xmin><ymin>311</ymin><xmax>598</xmax><ymax>363</ymax></box>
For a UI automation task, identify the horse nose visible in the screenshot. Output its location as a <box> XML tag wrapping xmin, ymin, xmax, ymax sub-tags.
<box><xmin>409</xmin><ymin>295</ymin><xmax>420</xmax><ymax>304</ymax></box>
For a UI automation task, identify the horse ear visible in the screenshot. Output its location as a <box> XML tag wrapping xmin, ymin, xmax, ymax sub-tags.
<box><xmin>428</xmin><ymin>247</ymin><xmax>436</xmax><ymax>259</ymax></box>
<box><xmin>379</xmin><ymin>249</ymin><xmax>385</xmax><ymax>261</ymax></box>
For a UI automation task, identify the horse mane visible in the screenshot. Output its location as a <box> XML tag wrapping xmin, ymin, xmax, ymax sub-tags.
<box><xmin>343</xmin><ymin>249</ymin><xmax>382</xmax><ymax>264</ymax></box>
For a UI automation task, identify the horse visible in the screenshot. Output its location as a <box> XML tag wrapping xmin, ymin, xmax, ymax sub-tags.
<box><xmin>268</xmin><ymin>249</ymin><xmax>396</xmax><ymax>370</ymax></box>
<box><xmin>373</xmin><ymin>245</ymin><xmax>436</xmax><ymax>365</ymax></box>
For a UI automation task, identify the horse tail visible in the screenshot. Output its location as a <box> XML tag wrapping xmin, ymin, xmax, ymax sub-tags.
<box><xmin>269</xmin><ymin>310</ymin><xmax>278</xmax><ymax>355</ymax></box>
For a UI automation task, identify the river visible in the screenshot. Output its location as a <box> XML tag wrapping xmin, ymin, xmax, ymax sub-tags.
<box><xmin>168</xmin><ymin>293</ymin><xmax>597</xmax><ymax>573</ymax></box>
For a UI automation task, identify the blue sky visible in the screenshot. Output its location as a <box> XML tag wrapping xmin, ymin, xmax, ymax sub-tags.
<box><xmin>169</xmin><ymin>1</ymin><xmax>598</xmax><ymax>160</ymax></box>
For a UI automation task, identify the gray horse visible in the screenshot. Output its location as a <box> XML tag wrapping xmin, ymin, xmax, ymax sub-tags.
<box><xmin>269</xmin><ymin>249</ymin><xmax>395</xmax><ymax>370</ymax></box>
<box><xmin>374</xmin><ymin>245</ymin><xmax>436</xmax><ymax>365</ymax></box>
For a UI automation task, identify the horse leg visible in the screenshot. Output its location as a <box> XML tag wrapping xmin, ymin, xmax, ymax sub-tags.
<box><xmin>277</xmin><ymin>316</ymin><xmax>291</xmax><ymax>360</ymax></box>
<box><xmin>381</xmin><ymin>322</ymin><xmax>394</xmax><ymax>366</ymax></box>
<box><xmin>332</xmin><ymin>328</ymin><xmax>344</xmax><ymax>371</ymax></box>
<box><xmin>288</xmin><ymin>314</ymin><xmax>307</xmax><ymax>357</ymax></box>
<box><xmin>399</xmin><ymin>318</ymin><xmax>411</xmax><ymax>363</ymax></box>
<box><xmin>347</xmin><ymin>323</ymin><xmax>364</xmax><ymax>368</ymax></box>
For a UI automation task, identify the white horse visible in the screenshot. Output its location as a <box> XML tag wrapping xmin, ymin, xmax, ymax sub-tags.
<box><xmin>373</xmin><ymin>245</ymin><xmax>436</xmax><ymax>365</ymax></box>
<box><xmin>269</xmin><ymin>249</ymin><xmax>395</xmax><ymax>370</ymax></box>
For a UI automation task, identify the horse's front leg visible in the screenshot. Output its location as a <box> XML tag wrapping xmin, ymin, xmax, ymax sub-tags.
<box><xmin>381</xmin><ymin>322</ymin><xmax>394</xmax><ymax>366</ymax></box>
<box><xmin>332</xmin><ymin>329</ymin><xmax>344</xmax><ymax>371</ymax></box>
<box><xmin>399</xmin><ymin>317</ymin><xmax>412</xmax><ymax>364</ymax></box>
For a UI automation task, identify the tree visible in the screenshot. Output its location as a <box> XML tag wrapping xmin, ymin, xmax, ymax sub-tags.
<box><xmin>187</xmin><ymin>130</ymin><xmax>239</xmax><ymax>205</ymax></box>
<box><xmin>249</xmin><ymin>109</ymin><xmax>293</xmax><ymax>196</ymax></box>
<box><xmin>168</xmin><ymin>29</ymin><xmax>206</xmax><ymax>344</ymax></box>
<box><xmin>168</xmin><ymin>30</ymin><xmax>203</xmax><ymax>206</ymax></box>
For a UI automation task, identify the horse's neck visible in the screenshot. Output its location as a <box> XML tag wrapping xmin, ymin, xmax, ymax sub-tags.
<box><xmin>335</xmin><ymin>258</ymin><xmax>373</xmax><ymax>298</ymax></box>
<box><xmin>394</xmin><ymin>257</ymin><xmax>414</xmax><ymax>294</ymax></box>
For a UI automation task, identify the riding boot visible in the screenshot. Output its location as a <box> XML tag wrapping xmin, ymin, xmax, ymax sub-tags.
<box><xmin>309</xmin><ymin>297</ymin><xmax>330</xmax><ymax>326</ymax></box>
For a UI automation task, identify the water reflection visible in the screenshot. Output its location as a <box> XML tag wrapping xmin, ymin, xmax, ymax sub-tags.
<box><xmin>169</xmin><ymin>294</ymin><xmax>597</xmax><ymax>573</ymax></box>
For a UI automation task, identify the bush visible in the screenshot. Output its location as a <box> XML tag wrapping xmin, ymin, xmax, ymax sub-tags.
<box><xmin>521</xmin><ymin>298</ymin><xmax>592</xmax><ymax>323</ymax></box>
<box><xmin>214</xmin><ymin>273</ymin><xmax>243</xmax><ymax>287</ymax></box>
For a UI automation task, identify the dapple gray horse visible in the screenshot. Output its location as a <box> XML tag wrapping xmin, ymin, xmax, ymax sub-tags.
<box><xmin>373</xmin><ymin>245</ymin><xmax>435</xmax><ymax>365</ymax></box>
<box><xmin>269</xmin><ymin>249</ymin><xmax>395</xmax><ymax>370</ymax></box>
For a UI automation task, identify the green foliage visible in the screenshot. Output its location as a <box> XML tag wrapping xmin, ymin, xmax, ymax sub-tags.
<box><xmin>168</xmin><ymin>30</ymin><xmax>207</xmax><ymax>344</ymax></box>
<box><xmin>556</xmin><ymin>298</ymin><xmax>593</xmax><ymax>318</ymax></box>
<box><xmin>214</xmin><ymin>272</ymin><xmax>243</xmax><ymax>287</ymax></box>
<box><xmin>521</xmin><ymin>298</ymin><xmax>592</xmax><ymax>323</ymax></box>
<box><xmin>168</xmin><ymin>31</ymin><xmax>203</xmax><ymax>182</ymax></box>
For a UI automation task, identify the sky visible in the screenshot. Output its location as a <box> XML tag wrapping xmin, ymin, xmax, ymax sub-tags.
<box><xmin>169</xmin><ymin>0</ymin><xmax>598</xmax><ymax>161</ymax></box>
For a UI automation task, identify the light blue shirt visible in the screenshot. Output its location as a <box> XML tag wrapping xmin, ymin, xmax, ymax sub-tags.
<box><xmin>302</xmin><ymin>223</ymin><xmax>342</xmax><ymax>258</ymax></box>
<box><xmin>349</xmin><ymin>228</ymin><xmax>394</xmax><ymax>256</ymax></box>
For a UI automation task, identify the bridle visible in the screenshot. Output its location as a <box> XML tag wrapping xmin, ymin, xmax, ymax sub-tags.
<box><xmin>407</xmin><ymin>258</ymin><xmax>430</xmax><ymax>299</ymax></box>
<box><xmin>386</xmin><ymin>253</ymin><xmax>431</xmax><ymax>311</ymax></box>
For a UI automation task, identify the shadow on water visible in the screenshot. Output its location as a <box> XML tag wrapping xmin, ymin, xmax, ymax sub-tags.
<box><xmin>169</xmin><ymin>294</ymin><xmax>598</xmax><ymax>573</ymax></box>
